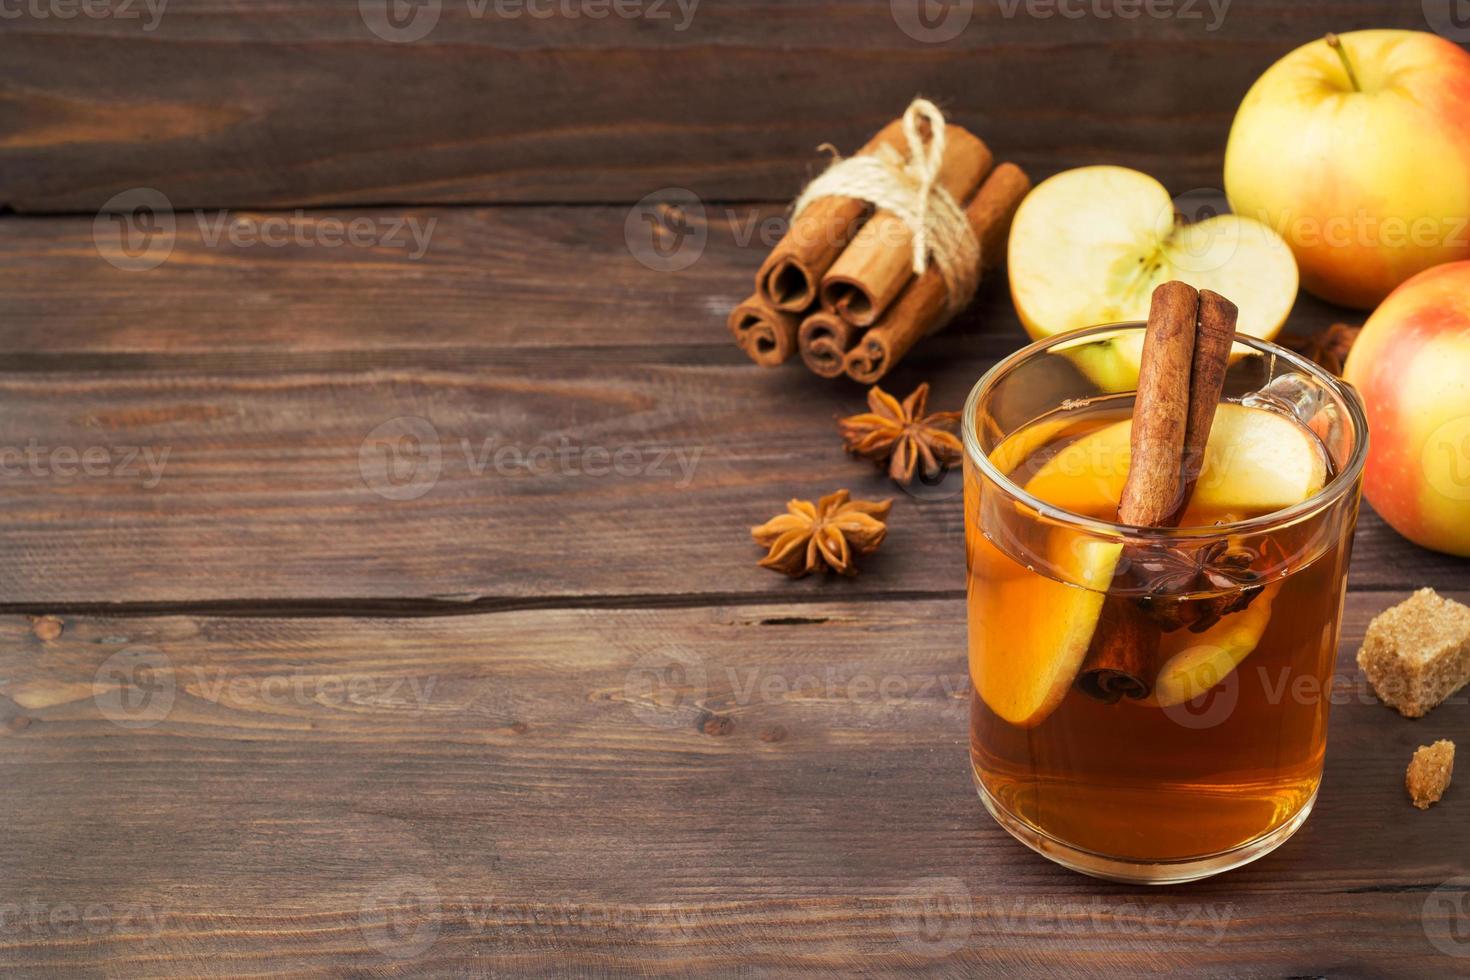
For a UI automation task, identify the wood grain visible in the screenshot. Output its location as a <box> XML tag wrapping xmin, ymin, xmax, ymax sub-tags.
<box><xmin>0</xmin><ymin>593</ymin><xmax>1465</xmax><ymax>975</ymax></box>
<box><xmin>0</xmin><ymin>1</ymin><xmax>1431</xmax><ymax>210</ymax></box>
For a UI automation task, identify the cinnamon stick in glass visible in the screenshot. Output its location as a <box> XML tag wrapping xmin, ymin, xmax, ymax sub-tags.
<box><xmin>728</xmin><ymin>293</ymin><xmax>801</xmax><ymax>367</ymax></box>
<box><xmin>1076</xmin><ymin>281</ymin><xmax>1199</xmax><ymax>702</ymax></box>
<box><xmin>797</xmin><ymin>310</ymin><xmax>857</xmax><ymax>379</ymax></box>
<box><xmin>843</xmin><ymin>163</ymin><xmax>1031</xmax><ymax>384</ymax></box>
<box><xmin>1174</xmin><ymin>289</ymin><xmax>1238</xmax><ymax>520</ymax></box>
<box><xmin>755</xmin><ymin>121</ymin><xmax>908</xmax><ymax>312</ymax></box>
<box><xmin>820</xmin><ymin>125</ymin><xmax>993</xmax><ymax>327</ymax></box>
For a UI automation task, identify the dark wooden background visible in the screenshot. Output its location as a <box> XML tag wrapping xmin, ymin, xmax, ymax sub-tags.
<box><xmin>3</xmin><ymin>2</ymin><xmax>1469</xmax><ymax>976</ymax></box>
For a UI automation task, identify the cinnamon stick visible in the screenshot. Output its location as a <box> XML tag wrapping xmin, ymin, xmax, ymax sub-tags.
<box><xmin>755</xmin><ymin>121</ymin><xmax>909</xmax><ymax>312</ymax></box>
<box><xmin>1076</xmin><ymin>281</ymin><xmax>1199</xmax><ymax>703</ymax></box>
<box><xmin>728</xmin><ymin>293</ymin><xmax>801</xmax><ymax>367</ymax></box>
<box><xmin>1174</xmin><ymin>289</ymin><xmax>1238</xmax><ymax>520</ymax></box>
<box><xmin>1119</xmin><ymin>282</ymin><xmax>1200</xmax><ymax>527</ymax></box>
<box><xmin>843</xmin><ymin>163</ymin><xmax>1031</xmax><ymax>384</ymax></box>
<box><xmin>821</xmin><ymin>125</ymin><xmax>994</xmax><ymax>327</ymax></box>
<box><xmin>797</xmin><ymin>310</ymin><xmax>857</xmax><ymax>378</ymax></box>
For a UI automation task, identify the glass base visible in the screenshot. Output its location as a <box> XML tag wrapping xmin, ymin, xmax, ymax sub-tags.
<box><xmin>973</xmin><ymin>765</ymin><xmax>1317</xmax><ymax>885</ymax></box>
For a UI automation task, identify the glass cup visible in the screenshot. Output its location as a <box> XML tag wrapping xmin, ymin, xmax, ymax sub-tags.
<box><xmin>962</xmin><ymin>323</ymin><xmax>1368</xmax><ymax>884</ymax></box>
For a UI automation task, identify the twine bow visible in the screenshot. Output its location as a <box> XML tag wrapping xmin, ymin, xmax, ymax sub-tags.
<box><xmin>790</xmin><ymin>98</ymin><xmax>981</xmax><ymax>316</ymax></box>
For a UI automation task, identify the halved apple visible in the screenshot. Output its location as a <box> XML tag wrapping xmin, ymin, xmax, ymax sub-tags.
<box><xmin>1008</xmin><ymin>166</ymin><xmax>1299</xmax><ymax>390</ymax></box>
<box><xmin>1023</xmin><ymin>403</ymin><xmax>1328</xmax><ymax>522</ymax></box>
<box><xmin>1147</xmin><ymin>586</ymin><xmax>1279</xmax><ymax>708</ymax></box>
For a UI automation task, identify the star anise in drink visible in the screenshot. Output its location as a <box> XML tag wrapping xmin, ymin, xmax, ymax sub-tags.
<box><xmin>838</xmin><ymin>383</ymin><xmax>962</xmax><ymax>486</ymax></box>
<box><xmin>751</xmin><ymin>490</ymin><xmax>892</xmax><ymax>578</ymax></box>
<box><xmin>1130</xmin><ymin>539</ymin><xmax>1265</xmax><ymax>634</ymax></box>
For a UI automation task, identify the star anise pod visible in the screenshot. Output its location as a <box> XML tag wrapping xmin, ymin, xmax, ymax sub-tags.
<box><xmin>1282</xmin><ymin>322</ymin><xmax>1360</xmax><ymax>377</ymax></box>
<box><xmin>1130</xmin><ymin>539</ymin><xmax>1264</xmax><ymax>634</ymax></box>
<box><xmin>751</xmin><ymin>490</ymin><xmax>893</xmax><ymax>578</ymax></box>
<box><xmin>838</xmin><ymin>383</ymin><xmax>962</xmax><ymax>486</ymax></box>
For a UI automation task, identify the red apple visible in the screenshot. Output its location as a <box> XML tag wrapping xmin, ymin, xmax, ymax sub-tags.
<box><xmin>1344</xmin><ymin>260</ymin><xmax>1470</xmax><ymax>556</ymax></box>
<box><xmin>1225</xmin><ymin>30</ymin><xmax>1470</xmax><ymax>309</ymax></box>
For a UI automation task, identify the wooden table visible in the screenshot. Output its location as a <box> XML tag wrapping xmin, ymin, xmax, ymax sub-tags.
<box><xmin>3</xmin><ymin>3</ymin><xmax>1469</xmax><ymax>976</ymax></box>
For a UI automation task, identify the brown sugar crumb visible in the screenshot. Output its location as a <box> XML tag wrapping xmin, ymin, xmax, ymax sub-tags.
<box><xmin>1407</xmin><ymin>740</ymin><xmax>1455</xmax><ymax>810</ymax></box>
<box><xmin>1356</xmin><ymin>589</ymin><xmax>1470</xmax><ymax>718</ymax></box>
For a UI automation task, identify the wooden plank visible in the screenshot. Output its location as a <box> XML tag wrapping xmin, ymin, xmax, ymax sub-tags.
<box><xmin>0</xmin><ymin>592</ymin><xmax>1465</xmax><ymax>974</ymax></box>
<box><xmin>0</xmin><ymin>1</ymin><xmax>1430</xmax><ymax>210</ymax></box>
<box><xmin>0</xmin><ymin>203</ymin><xmax>1362</xmax><ymax>356</ymax></box>
<box><xmin>0</xmin><ymin>207</ymin><xmax>1459</xmax><ymax>606</ymax></box>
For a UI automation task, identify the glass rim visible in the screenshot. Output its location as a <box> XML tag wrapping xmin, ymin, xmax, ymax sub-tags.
<box><xmin>961</xmin><ymin>322</ymin><xmax>1370</xmax><ymax>541</ymax></box>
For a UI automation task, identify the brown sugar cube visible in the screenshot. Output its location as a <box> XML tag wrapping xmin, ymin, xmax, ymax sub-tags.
<box><xmin>1356</xmin><ymin>589</ymin><xmax>1470</xmax><ymax>718</ymax></box>
<box><xmin>1407</xmin><ymin>739</ymin><xmax>1455</xmax><ymax>810</ymax></box>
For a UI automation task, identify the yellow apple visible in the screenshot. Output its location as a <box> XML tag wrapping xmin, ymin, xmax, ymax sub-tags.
<box><xmin>1008</xmin><ymin>166</ymin><xmax>1298</xmax><ymax>390</ymax></box>
<box><xmin>1225</xmin><ymin>30</ymin><xmax>1470</xmax><ymax>309</ymax></box>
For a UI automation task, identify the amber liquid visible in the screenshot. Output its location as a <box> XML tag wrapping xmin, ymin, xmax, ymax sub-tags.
<box><xmin>966</xmin><ymin>400</ymin><xmax>1353</xmax><ymax>862</ymax></box>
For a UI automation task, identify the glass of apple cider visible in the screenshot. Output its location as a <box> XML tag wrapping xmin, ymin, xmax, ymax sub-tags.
<box><xmin>962</xmin><ymin>324</ymin><xmax>1368</xmax><ymax>884</ymax></box>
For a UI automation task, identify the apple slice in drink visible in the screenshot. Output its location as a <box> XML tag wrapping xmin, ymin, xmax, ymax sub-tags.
<box><xmin>969</xmin><ymin>534</ymin><xmax>1124</xmax><ymax>728</ymax></box>
<box><xmin>1147</xmin><ymin>586</ymin><xmax>1279</xmax><ymax>707</ymax></box>
<box><xmin>970</xmin><ymin>425</ymin><xmax>1128</xmax><ymax>727</ymax></box>
<box><xmin>1023</xmin><ymin>403</ymin><xmax>1328</xmax><ymax>522</ymax></box>
<box><xmin>1007</xmin><ymin>166</ymin><xmax>1298</xmax><ymax>390</ymax></box>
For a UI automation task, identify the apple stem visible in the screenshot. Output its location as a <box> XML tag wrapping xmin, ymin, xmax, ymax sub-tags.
<box><xmin>1325</xmin><ymin>33</ymin><xmax>1362</xmax><ymax>93</ymax></box>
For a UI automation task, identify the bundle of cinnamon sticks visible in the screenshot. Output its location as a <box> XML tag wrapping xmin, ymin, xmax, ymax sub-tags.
<box><xmin>728</xmin><ymin>113</ymin><xmax>1031</xmax><ymax>382</ymax></box>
